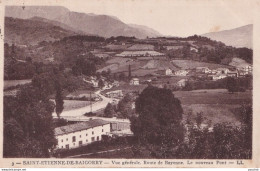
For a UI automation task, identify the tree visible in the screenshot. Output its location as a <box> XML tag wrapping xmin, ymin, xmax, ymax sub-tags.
<box><xmin>119</xmin><ymin>72</ymin><xmax>126</xmax><ymax>81</ymax></box>
<box><xmin>212</xmin><ymin>123</ymin><xmax>251</xmax><ymax>159</ymax></box>
<box><xmin>227</xmin><ymin>77</ymin><xmax>238</xmax><ymax>93</ymax></box>
<box><xmin>128</xmin><ymin>64</ymin><xmax>132</xmax><ymax>79</ymax></box>
<box><xmin>4</xmin><ymin>85</ymin><xmax>57</xmax><ymax>158</ymax></box>
<box><xmin>117</xmin><ymin>93</ymin><xmax>135</xmax><ymax>118</ymax></box>
<box><xmin>104</xmin><ymin>103</ymin><xmax>115</xmax><ymax>118</ymax></box>
<box><xmin>98</xmin><ymin>79</ymin><xmax>105</xmax><ymax>88</ymax></box>
<box><xmin>195</xmin><ymin>112</ymin><xmax>203</xmax><ymax>128</ymax></box>
<box><xmin>55</xmin><ymin>83</ymin><xmax>64</xmax><ymax>118</ymax></box>
<box><xmin>131</xmin><ymin>86</ymin><xmax>184</xmax><ymax>145</ymax></box>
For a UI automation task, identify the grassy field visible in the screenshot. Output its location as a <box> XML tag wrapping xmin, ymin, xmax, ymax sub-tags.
<box><xmin>66</xmin><ymin>90</ymin><xmax>97</xmax><ymax>97</ymax></box>
<box><xmin>153</xmin><ymin>76</ymin><xmax>188</xmax><ymax>85</ymax></box>
<box><xmin>174</xmin><ymin>89</ymin><xmax>252</xmax><ymax>126</ymax></box>
<box><xmin>131</xmin><ymin>68</ymin><xmax>158</xmax><ymax>77</ymax></box>
<box><xmin>63</xmin><ymin>100</ymin><xmax>91</xmax><ymax>111</ymax></box>
<box><xmin>106</xmin><ymin>57</ymin><xmax>133</xmax><ymax>64</ymax></box>
<box><xmin>174</xmin><ymin>89</ymin><xmax>252</xmax><ymax>105</ymax></box>
<box><xmin>171</xmin><ymin>60</ymin><xmax>232</xmax><ymax>70</ymax></box>
<box><xmin>4</xmin><ymin>79</ymin><xmax>32</xmax><ymax>89</ymax></box>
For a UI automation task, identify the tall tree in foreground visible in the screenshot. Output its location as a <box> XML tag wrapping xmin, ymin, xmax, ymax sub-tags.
<box><xmin>55</xmin><ymin>82</ymin><xmax>64</xmax><ymax>118</ymax></box>
<box><xmin>104</xmin><ymin>103</ymin><xmax>115</xmax><ymax>118</ymax></box>
<box><xmin>131</xmin><ymin>86</ymin><xmax>184</xmax><ymax>146</ymax></box>
<box><xmin>4</xmin><ymin>84</ymin><xmax>57</xmax><ymax>158</ymax></box>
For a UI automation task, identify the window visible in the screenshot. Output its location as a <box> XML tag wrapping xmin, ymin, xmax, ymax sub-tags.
<box><xmin>66</xmin><ymin>144</ymin><xmax>69</xmax><ymax>149</ymax></box>
<box><xmin>79</xmin><ymin>141</ymin><xmax>82</xmax><ymax>146</ymax></box>
<box><xmin>61</xmin><ymin>146</ymin><xmax>63</xmax><ymax>148</ymax></box>
<box><xmin>91</xmin><ymin>137</ymin><xmax>95</xmax><ymax>142</ymax></box>
<box><xmin>66</xmin><ymin>138</ymin><xmax>68</xmax><ymax>141</ymax></box>
<box><xmin>97</xmin><ymin>136</ymin><xmax>99</xmax><ymax>141</ymax></box>
<box><xmin>80</xmin><ymin>135</ymin><xmax>81</xmax><ymax>138</ymax></box>
<box><xmin>92</xmin><ymin>131</ymin><xmax>94</xmax><ymax>135</ymax></box>
<box><xmin>86</xmin><ymin>134</ymin><xmax>88</xmax><ymax>136</ymax></box>
<box><xmin>72</xmin><ymin>136</ymin><xmax>76</xmax><ymax>142</ymax></box>
<box><xmin>61</xmin><ymin>139</ymin><xmax>63</xmax><ymax>142</ymax></box>
<box><xmin>102</xmin><ymin>129</ymin><xmax>104</xmax><ymax>132</ymax></box>
<box><xmin>86</xmin><ymin>139</ymin><xmax>88</xmax><ymax>142</ymax></box>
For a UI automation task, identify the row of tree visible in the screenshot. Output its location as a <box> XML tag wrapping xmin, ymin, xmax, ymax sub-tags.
<box><xmin>183</xmin><ymin>76</ymin><xmax>252</xmax><ymax>92</ymax></box>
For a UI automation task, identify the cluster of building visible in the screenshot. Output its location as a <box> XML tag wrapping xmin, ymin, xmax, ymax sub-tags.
<box><xmin>155</xmin><ymin>64</ymin><xmax>252</xmax><ymax>81</ymax></box>
<box><xmin>116</xmin><ymin>50</ymin><xmax>164</xmax><ymax>58</ymax></box>
<box><xmin>195</xmin><ymin>65</ymin><xmax>252</xmax><ymax>81</ymax></box>
<box><xmin>83</xmin><ymin>76</ymin><xmax>120</xmax><ymax>89</ymax></box>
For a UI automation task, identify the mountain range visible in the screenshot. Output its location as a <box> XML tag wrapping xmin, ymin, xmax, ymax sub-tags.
<box><xmin>202</xmin><ymin>24</ymin><xmax>253</xmax><ymax>49</ymax></box>
<box><xmin>5</xmin><ymin>6</ymin><xmax>252</xmax><ymax>49</ymax></box>
<box><xmin>5</xmin><ymin>6</ymin><xmax>161</xmax><ymax>40</ymax></box>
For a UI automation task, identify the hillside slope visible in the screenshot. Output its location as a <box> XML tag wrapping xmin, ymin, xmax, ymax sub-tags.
<box><xmin>202</xmin><ymin>24</ymin><xmax>253</xmax><ymax>49</ymax></box>
<box><xmin>4</xmin><ymin>17</ymin><xmax>76</xmax><ymax>45</ymax></box>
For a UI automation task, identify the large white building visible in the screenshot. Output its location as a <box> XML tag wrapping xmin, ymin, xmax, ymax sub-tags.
<box><xmin>54</xmin><ymin>119</ymin><xmax>111</xmax><ymax>149</ymax></box>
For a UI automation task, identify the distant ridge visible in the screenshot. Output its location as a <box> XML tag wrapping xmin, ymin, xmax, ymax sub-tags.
<box><xmin>202</xmin><ymin>24</ymin><xmax>253</xmax><ymax>49</ymax></box>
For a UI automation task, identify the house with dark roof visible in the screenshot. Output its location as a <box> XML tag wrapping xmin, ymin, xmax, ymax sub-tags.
<box><xmin>54</xmin><ymin>119</ymin><xmax>111</xmax><ymax>149</ymax></box>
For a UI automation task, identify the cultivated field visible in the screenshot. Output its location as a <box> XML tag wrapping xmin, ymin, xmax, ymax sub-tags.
<box><xmin>127</xmin><ymin>44</ymin><xmax>154</xmax><ymax>51</ymax></box>
<box><xmin>106</xmin><ymin>57</ymin><xmax>133</xmax><ymax>64</ymax></box>
<box><xmin>174</xmin><ymin>89</ymin><xmax>252</xmax><ymax>126</ymax></box>
<box><xmin>63</xmin><ymin>100</ymin><xmax>91</xmax><ymax>111</ymax></box>
<box><xmin>131</xmin><ymin>68</ymin><xmax>158</xmax><ymax>77</ymax></box>
<box><xmin>171</xmin><ymin>60</ymin><xmax>233</xmax><ymax>70</ymax></box>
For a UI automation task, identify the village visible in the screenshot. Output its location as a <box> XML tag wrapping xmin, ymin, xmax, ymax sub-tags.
<box><xmin>43</xmin><ymin>40</ymin><xmax>252</xmax><ymax>155</ymax></box>
<box><xmin>4</xmin><ymin>35</ymin><xmax>253</xmax><ymax>154</ymax></box>
<box><xmin>2</xmin><ymin>3</ymin><xmax>254</xmax><ymax>162</ymax></box>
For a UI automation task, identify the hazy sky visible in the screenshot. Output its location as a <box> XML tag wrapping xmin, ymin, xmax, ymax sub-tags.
<box><xmin>5</xmin><ymin>0</ymin><xmax>256</xmax><ymax>37</ymax></box>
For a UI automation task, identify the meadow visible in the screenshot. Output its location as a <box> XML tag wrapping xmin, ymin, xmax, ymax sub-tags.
<box><xmin>63</xmin><ymin>100</ymin><xmax>91</xmax><ymax>111</ymax></box>
<box><xmin>171</xmin><ymin>60</ymin><xmax>233</xmax><ymax>70</ymax></box>
<box><xmin>174</xmin><ymin>89</ymin><xmax>252</xmax><ymax>126</ymax></box>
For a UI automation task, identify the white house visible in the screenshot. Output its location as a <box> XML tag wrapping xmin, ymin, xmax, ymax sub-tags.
<box><xmin>190</xmin><ymin>46</ymin><xmax>198</xmax><ymax>52</ymax></box>
<box><xmin>54</xmin><ymin>119</ymin><xmax>111</xmax><ymax>150</ymax></box>
<box><xmin>165</xmin><ymin>68</ymin><xmax>172</xmax><ymax>75</ymax></box>
<box><xmin>130</xmin><ymin>78</ymin><xmax>140</xmax><ymax>85</ymax></box>
<box><xmin>158</xmin><ymin>68</ymin><xmax>172</xmax><ymax>76</ymax></box>
<box><xmin>236</xmin><ymin>64</ymin><xmax>252</xmax><ymax>74</ymax></box>
<box><xmin>216</xmin><ymin>68</ymin><xmax>230</xmax><ymax>74</ymax></box>
<box><xmin>174</xmin><ymin>69</ymin><xmax>189</xmax><ymax>76</ymax></box>
<box><xmin>176</xmin><ymin>79</ymin><xmax>187</xmax><ymax>87</ymax></box>
<box><xmin>227</xmin><ymin>70</ymin><xmax>238</xmax><ymax>77</ymax></box>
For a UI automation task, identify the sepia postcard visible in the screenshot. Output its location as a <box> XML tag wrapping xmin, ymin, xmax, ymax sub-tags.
<box><xmin>0</xmin><ymin>0</ymin><xmax>260</xmax><ymax>168</ymax></box>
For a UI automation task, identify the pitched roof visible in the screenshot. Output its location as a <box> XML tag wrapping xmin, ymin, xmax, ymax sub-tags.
<box><xmin>54</xmin><ymin>119</ymin><xmax>110</xmax><ymax>136</ymax></box>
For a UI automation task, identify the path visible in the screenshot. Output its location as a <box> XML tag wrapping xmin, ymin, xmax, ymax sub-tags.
<box><xmin>52</xmin><ymin>90</ymin><xmax>119</xmax><ymax>118</ymax></box>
